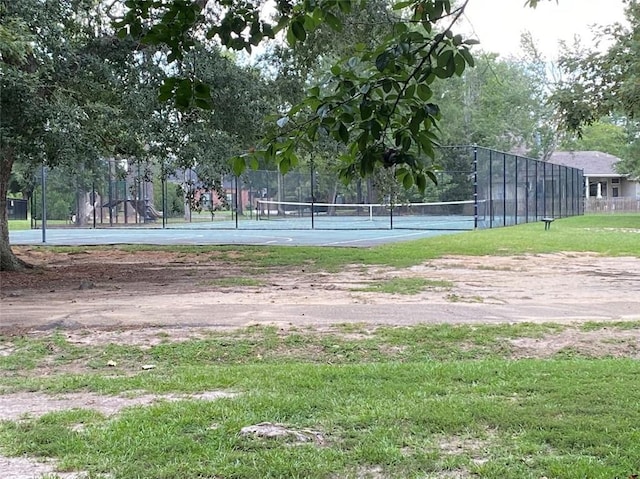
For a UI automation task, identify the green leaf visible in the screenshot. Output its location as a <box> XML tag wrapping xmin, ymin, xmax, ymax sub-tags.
<box><xmin>291</xmin><ymin>19</ymin><xmax>306</xmax><ymax>42</ymax></box>
<box><xmin>193</xmin><ymin>82</ymin><xmax>211</xmax><ymax>99</ymax></box>
<box><xmin>416</xmin><ymin>173</ymin><xmax>427</xmax><ymax>192</ymax></box>
<box><xmin>437</xmin><ymin>49</ymin><xmax>454</xmax><ymax>69</ymax></box>
<box><xmin>324</xmin><ymin>12</ymin><xmax>342</xmax><ymax>31</ymax></box>
<box><xmin>392</xmin><ymin>1</ymin><xmax>414</xmax><ymax>10</ymax></box>
<box><xmin>417</xmin><ymin>83</ymin><xmax>432</xmax><ymax>101</ymax></box>
<box><xmin>460</xmin><ymin>48</ymin><xmax>475</xmax><ymax>68</ymax></box>
<box><xmin>402</xmin><ymin>171</ymin><xmax>414</xmax><ymax>189</ymax></box>
<box><xmin>375</xmin><ymin>51</ymin><xmax>391</xmax><ymax>72</ymax></box>
<box><xmin>337</xmin><ymin>0</ymin><xmax>352</xmax><ymax>13</ymax></box>
<box><xmin>231</xmin><ymin>156</ymin><xmax>247</xmax><ymax>176</ymax></box>
<box><xmin>279</xmin><ymin>156</ymin><xmax>292</xmax><ymax>174</ymax></box>
<box><xmin>401</xmin><ymin>134</ymin><xmax>412</xmax><ymax>151</ymax></box>
<box><xmin>360</xmin><ymin>101</ymin><xmax>373</xmax><ymax>120</ymax></box>
<box><xmin>194</xmin><ymin>98</ymin><xmax>212</xmax><ymax>109</ymax></box>
<box><xmin>405</xmin><ymin>84</ymin><xmax>416</xmax><ymax>99</ymax></box>
<box><xmin>338</xmin><ymin>122</ymin><xmax>349</xmax><ymax>144</ymax></box>
<box><xmin>454</xmin><ymin>53</ymin><xmax>466</xmax><ymax>76</ymax></box>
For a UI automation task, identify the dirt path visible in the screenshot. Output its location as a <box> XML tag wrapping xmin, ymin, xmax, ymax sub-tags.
<box><xmin>2</xmin><ymin>249</ymin><xmax>639</xmax><ymax>331</ymax></box>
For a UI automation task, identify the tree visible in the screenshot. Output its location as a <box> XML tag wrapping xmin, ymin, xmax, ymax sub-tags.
<box><xmin>1</xmin><ymin>0</ymin><xmax>150</xmax><ymax>269</ymax></box>
<box><xmin>551</xmin><ymin>0</ymin><xmax>640</xmax><ymax>177</ymax></box>
<box><xmin>117</xmin><ymin>0</ymin><xmax>479</xmax><ymax>192</ymax></box>
<box><xmin>5</xmin><ymin>0</ymin><xmax>555</xmax><ymax>271</ymax></box>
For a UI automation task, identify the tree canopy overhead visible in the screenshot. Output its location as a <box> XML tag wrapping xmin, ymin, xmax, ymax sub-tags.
<box><xmin>117</xmin><ymin>0</ymin><xmax>479</xmax><ymax>191</ymax></box>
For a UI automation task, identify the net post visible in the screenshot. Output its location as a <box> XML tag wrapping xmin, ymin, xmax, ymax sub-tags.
<box><xmin>473</xmin><ymin>145</ymin><xmax>478</xmax><ymax>230</ymax></box>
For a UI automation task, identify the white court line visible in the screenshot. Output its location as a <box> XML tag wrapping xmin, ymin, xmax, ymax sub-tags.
<box><xmin>263</xmin><ymin>238</ymin><xmax>293</xmax><ymax>244</ymax></box>
<box><xmin>321</xmin><ymin>230</ymin><xmax>432</xmax><ymax>246</ymax></box>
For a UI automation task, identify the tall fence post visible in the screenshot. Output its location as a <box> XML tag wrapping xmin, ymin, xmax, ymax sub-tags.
<box><xmin>488</xmin><ymin>149</ymin><xmax>493</xmax><ymax>228</ymax></box>
<box><xmin>502</xmin><ymin>153</ymin><xmax>507</xmax><ymax>227</ymax></box>
<box><xmin>524</xmin><ymin>158</ymin><xmax>527</xmax><ymax>223</ymax></box>
<box><xmin>310</xmin><ymin>160</ymin><xmax>315</xmax><ymax>230</ymax></box>
<box><xmin>473</xmin><ymin>145</ymin><xmax>478</xmax><ymax>230</ymax></box>
<box><xmin>41</xmin><ymin>164</ymin><xmax>47</xmax><ymax>243</ymax></box>
<box><xmin>235</xmin><ymin>175</ymin><xmax>239</xmax><ymax>229</ymax></box>
<box><xmin>514</xmin><ymin>155</ymin><xmax>518</xmax><ymax>225</ymax></box>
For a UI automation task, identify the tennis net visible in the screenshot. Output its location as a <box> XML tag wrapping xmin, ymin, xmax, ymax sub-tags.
<box><xmin>254</xmin><ymin>199</ymin><xmax>484</xmax><ymax>230</ymax></box>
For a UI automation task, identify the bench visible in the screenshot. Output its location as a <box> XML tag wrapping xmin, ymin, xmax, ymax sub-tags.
<box><xmin>542</xmin><ymin>217</ymin><xmax>554</xmax><ymax>230</ymax></box>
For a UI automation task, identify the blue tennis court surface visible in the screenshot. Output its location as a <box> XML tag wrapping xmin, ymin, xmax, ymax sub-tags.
<box><xmin>10</xmin><ymin>225</ymin><xmax>463</xmax><ymax>247</ymax></box>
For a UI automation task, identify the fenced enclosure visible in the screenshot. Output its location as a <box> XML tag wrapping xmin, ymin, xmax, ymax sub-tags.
<box><xmin>475</xmin><ymin>147</ymin><xmax>584</xmax><ymax>227</ymax></box>
<box><xmin>22</xmin><ymin>146</ymin><xmax>583</xmax><ymax>231</ymax></box>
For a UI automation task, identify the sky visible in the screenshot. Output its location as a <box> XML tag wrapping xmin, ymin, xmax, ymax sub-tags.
<box><xmin>459</xmin><ymin>0</ymin><xmax>627</xmax><ymax>59</ymax></box>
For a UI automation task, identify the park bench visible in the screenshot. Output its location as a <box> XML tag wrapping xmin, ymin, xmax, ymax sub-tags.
<box><xmin>542</xmin><ymin>217</ymin><xmax>554</xmax><ymax>230</ymax></box>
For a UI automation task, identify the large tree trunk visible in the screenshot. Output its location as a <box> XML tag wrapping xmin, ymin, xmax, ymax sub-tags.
<box><xmin>0</xmin><ymin>152</ymin><xmax>31</xmax><ymax>271</ymax></box>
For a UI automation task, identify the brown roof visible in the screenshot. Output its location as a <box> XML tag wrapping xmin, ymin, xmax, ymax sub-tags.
<box><xmin>549</xmin><ymin>151</ymin><xmax>623</xmax><ymax>176</ymax></box>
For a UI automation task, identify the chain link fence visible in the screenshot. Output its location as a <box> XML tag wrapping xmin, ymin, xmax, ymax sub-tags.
<box><xmin>23</xmin><ymin>146</ymin><xmax>583</xmax><ymax>230</ymax></box>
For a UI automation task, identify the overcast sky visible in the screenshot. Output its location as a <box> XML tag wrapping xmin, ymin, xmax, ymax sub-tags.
<box><xmin>459</xmin><ymin>0</ymin><xmax>627</xmax><ymax>59</ymax></box>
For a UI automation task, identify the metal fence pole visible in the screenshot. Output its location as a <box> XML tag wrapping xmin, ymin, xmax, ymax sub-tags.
<box><xmin>524</xmin><ymin>158</ymin><xmax>529</xmax><ymax>223</ymax></box>
<box><xmin>533</xmin><ymin>161</ymin><xmax>540</xmax><ymax>221</ymax></box>
<box><xmin>551</xmin><ymin>164</ymin><xmax>556</xmax><ymax>218</ymax></box>
<box><xmin>41</xmin><ymin>164</ymin><xmax>47</xmax><ymax>243</ymax></box>
<box><xmin>235</xmin><ymin>175</ymin><xmax>239</xmax><ymax>229</ymax></box>
<box><xmin>310</xmin><ymin>160</ymin><xmax>315</xmax><ymax>230</ymax></box>
<box><xmin>489</xmin><ymin>149</ymin><xmax>493</xmax><ymax>228</ymax></box>
<box><xmin>514</xmin><ymin>155</ymin><xmax>518</xmax><ymax>225</ymax></box>
<box><xmin>92</xmin><ymin>182</ymin><xmax>96</xmax><ymax>229</ymax></box>
<box><xmin>473</xmin><ymin>145</ymin><xmax>478</xmax><ymax>230</ymax></box>
<box><xmin>542</xmin><ymin>162</ymin><xmax>547</xmax><ymax>218</ymax></box>
<box><xmin>502</xmin><ymin>153</ymin><xmax>506</xmax><ymax>227</ymax></box>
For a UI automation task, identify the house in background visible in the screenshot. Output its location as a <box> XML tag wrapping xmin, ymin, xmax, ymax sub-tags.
<box><xmin>549</xmin><ymin>150</ymin><xmax>640</xmax><ymax>212</ymax></box>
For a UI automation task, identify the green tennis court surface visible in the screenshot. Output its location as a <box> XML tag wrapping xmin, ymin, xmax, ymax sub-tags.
<box><xmin>9</xmin><ymin>226</ymin><xmax>462</xmax><ymax>247</ymax></box>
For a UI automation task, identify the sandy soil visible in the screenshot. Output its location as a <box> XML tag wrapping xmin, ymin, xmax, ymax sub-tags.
<box><xmin>1</xmin><ymin>248</ymin><xmax>639</xmax><ymax>332</ymax></box>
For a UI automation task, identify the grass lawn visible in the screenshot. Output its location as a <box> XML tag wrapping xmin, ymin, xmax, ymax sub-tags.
<box><xmin>112</xmin><ymin>214</ymin><xmax>640</xmax><ymax>271</ymax></box>
<box><xmin>1</xmin><ymin>323</ymin><xmax>639</xmax><ymax>479</ymax></box>
<box><xmin>1</xmin><ymin>214</ymin><xmax>639</xmax><ymax>478</ymax></box>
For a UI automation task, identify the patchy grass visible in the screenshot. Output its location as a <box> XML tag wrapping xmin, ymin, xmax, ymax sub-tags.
<box><xmin>1</xmin><ymin>323</ymin><xmax>639</xmax><ymax>478</ymax></box>
<box><xmin>0</xmin><ymin>358</ymin><xmax>639</xmax><ymax>478</ymax></box>
<box><xmin>352</xmin><ymin>277</ymin><xmax>453</xmax><ymax>295</ymax></box>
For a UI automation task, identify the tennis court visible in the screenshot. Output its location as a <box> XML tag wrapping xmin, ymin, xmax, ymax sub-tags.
<box><xmin>9</xmin><ymin>224</ymin><xmax>462</xmax><ymax>247</ymax></box>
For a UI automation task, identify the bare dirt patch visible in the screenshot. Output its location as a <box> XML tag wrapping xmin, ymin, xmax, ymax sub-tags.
<box><xmin>1</xmin><ymin>249</ymin><xmax>639</xmax><ymax>333</ymax></box>
<box><xmin>1</xmin><ymin>455</ymin><xmax>91</xmax><ymax>479</ymax></box>
<box><xmin>0</xmin><ymin>390</ymin><xmax>236</xmax><ymax>421</ymax></box>
<box><xmin>509</xmin><ymin>328</ymin><xmax>640</xmax><ymax>358</ymax></box>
